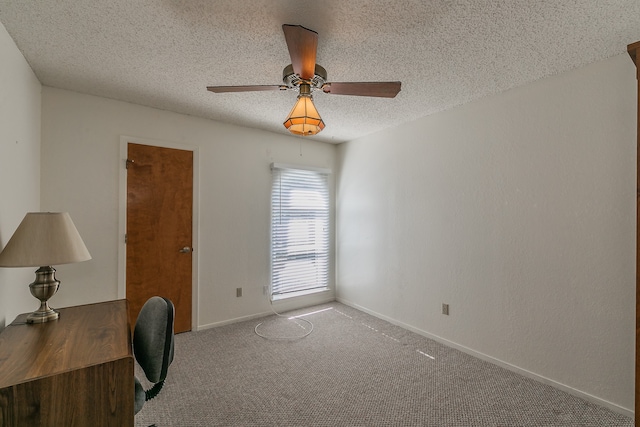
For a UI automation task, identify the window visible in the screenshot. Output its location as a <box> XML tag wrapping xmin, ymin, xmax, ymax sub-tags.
<box><xmin>270</xmin><ymin>163</ymin><xmax>330</xmax><ymax>299</ymax></box>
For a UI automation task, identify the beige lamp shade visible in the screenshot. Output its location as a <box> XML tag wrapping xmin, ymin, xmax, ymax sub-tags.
<box><xmin>0</xmin><ymin>212</ymin><xmax>91</xmax><ymax>267</ymax></box>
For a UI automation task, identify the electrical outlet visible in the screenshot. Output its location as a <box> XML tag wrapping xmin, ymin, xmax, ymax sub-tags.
<box><xmin>236</xmin><ymin>287</ymin><xmax>242</xmax><ymax>297</ymax></box>
<box><xmin>442</xmin><ymin>303</ymin><xmax>449</xmax><ymax>315</ymax></box>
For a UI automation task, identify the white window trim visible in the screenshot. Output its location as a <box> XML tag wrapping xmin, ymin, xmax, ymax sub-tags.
<box><xmin>270</xmin><ymin>162</ymin><xmax>331</xmax><ymax>175</ymax></box>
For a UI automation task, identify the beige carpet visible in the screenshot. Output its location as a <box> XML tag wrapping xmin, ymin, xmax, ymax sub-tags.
<box><xmin>135</xmin><ymin>302</ymin><xmax>633</xmax><ymax>426</ymax></box>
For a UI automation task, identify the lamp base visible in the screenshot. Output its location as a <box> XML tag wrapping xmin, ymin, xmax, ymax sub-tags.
<box><xmin>26</xmin><ymin>304</ymin><xmax>59</xmax><ymax>323</ymax></box>
<box><xmin>26</xmin><ymin>266</ymin><xmax>60</xmax><ymax>324</ymax></box>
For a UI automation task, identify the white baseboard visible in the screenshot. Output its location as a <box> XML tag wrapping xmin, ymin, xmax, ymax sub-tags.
<box><xmin>196</xmin><ymin>310</ymin><xmax>274</xmax><ymax>330</ymax></box>
<box><xmin>336</xmin><ymin>297</ymin><xmax>634</xmax><ymax>419</ymax></box>
<box><xmin>196</xmin><ymin>294</ymin><xmax>336</xmax><ymax>331</ymax></box>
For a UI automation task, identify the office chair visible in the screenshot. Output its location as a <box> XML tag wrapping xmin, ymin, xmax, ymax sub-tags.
<box><xmin>133</xmin><ymin>296</ymin><xmax>175</xmax><ymax>415</ymax></box>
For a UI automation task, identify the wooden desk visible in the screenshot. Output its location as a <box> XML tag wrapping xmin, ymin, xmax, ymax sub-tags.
<box><xmin>0</xmin><ymin>300</ymin><xmax>134</xmax><ymax>426</ymax></box>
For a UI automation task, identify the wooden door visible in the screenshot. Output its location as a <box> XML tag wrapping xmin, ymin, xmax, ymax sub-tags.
<box><xmin>627</xmin><ymin>41</ymin><xmax>639</xmax><ymax>426</ymax></box>
<box><xmin>126</xmin><ymin>143</ymin><xmax>193</xmax><ymax>333</ymax></box>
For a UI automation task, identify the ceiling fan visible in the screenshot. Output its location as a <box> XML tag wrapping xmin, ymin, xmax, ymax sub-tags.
<box><xmin>207</xmin><ymin>24</ymin><xmax>401</xmax><ymax>136</ymax></box>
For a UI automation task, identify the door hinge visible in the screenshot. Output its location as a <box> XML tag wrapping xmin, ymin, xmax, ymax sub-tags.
<box><xmin>124</xmin><ymin>233</ymin><xmax>128</xmax><ymax>244</ymax></box>
<box><xmin>125</xmin><ymin>159</ymin><xmax>135</xmax><ymax>169</ymax></box>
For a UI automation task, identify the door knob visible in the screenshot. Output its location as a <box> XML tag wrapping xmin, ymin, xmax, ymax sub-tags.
<box><xmin>179</xmin><ymin>247</ymin><xmax>192</xmax><ymax>253</ymax></box>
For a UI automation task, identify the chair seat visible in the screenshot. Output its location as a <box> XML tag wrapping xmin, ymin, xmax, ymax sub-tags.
<box><xmin>134</xmin><ymin>376</ymin><xmax>146</xmax><ymax>414</ymax></box>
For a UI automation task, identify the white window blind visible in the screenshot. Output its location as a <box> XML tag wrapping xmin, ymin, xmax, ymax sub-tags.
<box><xmin>271</xmin><ymin>164</ymin><xmax>330</xmax><ymax>299</ymax></box>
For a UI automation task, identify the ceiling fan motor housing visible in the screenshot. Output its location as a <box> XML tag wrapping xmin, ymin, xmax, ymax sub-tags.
<box><xmin>283</xmin><ymin>64</ymin><xmax>327</xmax><ymax>91</ymax></box>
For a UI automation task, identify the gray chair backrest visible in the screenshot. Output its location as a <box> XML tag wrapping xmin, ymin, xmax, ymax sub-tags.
<box><xmin>133</xmin><ymin>296</ymin><xmax>175</xmax><ymax>383</ymax></box>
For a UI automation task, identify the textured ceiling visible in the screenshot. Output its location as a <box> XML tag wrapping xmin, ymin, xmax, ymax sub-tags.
<box><xmin>1</xmin><ymin>1</ymin><xmax>639</xmax><ymax>144</ymax></box>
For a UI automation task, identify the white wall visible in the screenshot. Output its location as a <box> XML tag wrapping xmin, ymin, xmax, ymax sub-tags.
<box><xmin>40</xmin><ymin>88</ymin><xmax>336</xmax><ymax>328</ymax></box>
<box><xmin>337</xmin><ymin>54</ymin><xmax>637</xmax><ymax>414</ymax></box>
<box><xmin>0</xmin><ymin>23</ymin><xmax>41</xmax><ymax>328</ymax></box>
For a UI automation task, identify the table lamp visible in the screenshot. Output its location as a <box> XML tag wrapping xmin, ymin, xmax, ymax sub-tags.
<box><xmin>0</xmin><ymin>212</ymin><xmax>91</xmax><ymax>323</ymax></box>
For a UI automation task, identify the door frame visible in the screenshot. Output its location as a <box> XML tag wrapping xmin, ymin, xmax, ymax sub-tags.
<box><xmin>118</xmin><ymin>135</ymin><xmax>200</xmax><ymax>331</ymax></box>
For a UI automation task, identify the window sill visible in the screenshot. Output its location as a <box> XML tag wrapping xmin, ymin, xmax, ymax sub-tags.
<box><xmin>271</xmin><ymin>287</ymin><xmax>330</xmax><ymax>301</ymax></box>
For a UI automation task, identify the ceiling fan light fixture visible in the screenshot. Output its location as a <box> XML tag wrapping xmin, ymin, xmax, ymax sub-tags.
<box><xmin>207</xmin><ymin>24</ymin><xmax>400</xmax><ymax>135</ymax></box>
<box><xmin>283</xmin><ymin>85</ymin><xmax>325</xmax><ymax>136</ymax></box>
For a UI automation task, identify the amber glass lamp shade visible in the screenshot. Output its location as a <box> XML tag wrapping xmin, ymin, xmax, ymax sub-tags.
<box><xmin>283</xmin><ymin>84</ymin><xmax>325</xmax><ymax>136</ymax></box>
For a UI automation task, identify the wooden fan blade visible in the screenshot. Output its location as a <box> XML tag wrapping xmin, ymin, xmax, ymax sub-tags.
<box><xmin>207</xmin><ymin>85</ymin><xmax>285</xmax><ymax>93</ymax></box>
<box><xmin>282</xmin><ymin>24</ymin><xmax>318</xmax><ymax>80</ymax></box>
<box><xmin>322</xmin><ymin>81</ymin><xmax>401</xmax><ymax>98</ymax></box>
